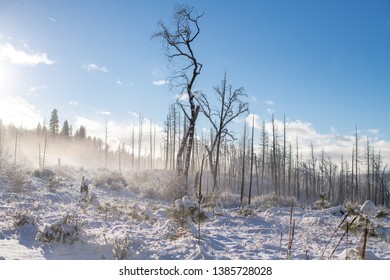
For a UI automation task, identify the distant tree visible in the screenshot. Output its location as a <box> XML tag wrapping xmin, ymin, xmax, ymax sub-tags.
<box><xmin>36</xmin><ymin>122</ymin><xmax>42</xmax><ymax>135</ymax></box>
<box><xmin>60</xmin><ymin>120</ymin><xmax>70</xmax><ymax>137</ymax></box>
<box><xmin>153</xmin><ymin>4</ymin><xmax>204</xmax><ymax>184</ymax></box>
<box><xmin>197</xmin><ymin>73</ymin><xmax>248</xmax><ymax>192</ymax></box>
<box><xmin>49</xmin><ymin>109</ymin><xmax>60</xmax><ymax>135</ymax></box>
<box><xmin>74</xmin><ymin>125</ymin><xmax>86</xmax><ymax>139</ymax></box>
<box><xmin>240</xmin><ymin>122</ymin><xmax>247</xmax><ymax>204</ymax></box>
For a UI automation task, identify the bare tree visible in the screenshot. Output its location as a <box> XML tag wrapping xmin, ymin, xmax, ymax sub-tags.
<box><xmin>154</xmin><ymin>5</ymin><xmax>204</xmax><ymax>184</ymax></box>
<box><xmin>240</xmin><ymin>122</ymin><xmax>247</xmax><ymax>204</ymax></box>
<box><xmin>354</xmin><ymin>125</ymin><xmax>359</xmax><ymax>201</ymax></box>
<box><xmin>138</xmin><ymin>114</ymin><xmax>143</xmax><ymax>170</ymax></box>
<box><xmin>248</xmin><ymin>114</ymin><xmax>255</xmax><ymax>205</ymax></box>
<box><xmin>197</xmin><ymin>73</ymin><xmax>248</xmax><ymax>192</ymax></box>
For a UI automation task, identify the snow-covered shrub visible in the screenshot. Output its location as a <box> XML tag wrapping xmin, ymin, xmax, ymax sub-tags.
<box><xmin>97</xmin><ymin>202</ymin><xmax>123</xmax><ymax>220</ymax></box>
<box><xmin>168</xmin><ymin>196</ymin><xmax>207</xmax><ymax>229</ymax></box>
<box><xmin>113</xmin><ymin>237</ymin><xmax>131</xmax><ymax>260</ymax></box>
<box><xmin>13</xmin><ymin>210</ymin><xmax>36</xmax><ymax>227</ymax></box>
<box><xmin>36</xmin><ymin>214</ymin><xmax>83</xmax><ymax>244</ymax></box>
<box><xmin>201</xmin><ymin>191</ymin><xmax>223</xmax><ymax>209</ymax></box>
<box><xmin>376</xmin><ymin>207</ymin><xmax>389</xmax><ymax>219</ymax></box>
<box><xmin>140</xmin><ymin>182</ymin><xmax>159</xmax><ymax>200</ymax></box>
<box><xmin>344</xmin><ymin>199</ymin><xmax>360</xmax><ymax>215</ymax></box>
<box><xmin>160</xmin><ymin>174</ymin><xmax>188</xmax><ymax>201</ymax></box>
<box><xmin>131</xmin><ymin>170</ymin><xmax>149</xmax><ymax>185</ymax></box>
<box><xmin>33</xmin><ymin>168</ymin><xmax>56</xmax><ymax>179</ymax></box>
<box><xmin>94</xmin><ymin>171</ymin><xmax>127</xmax><ymax>190</ymax></box>
<box><xmin>342</xmin><ymin>201</ymin><xmax>380</xmax><ymax>237</ymax></box>
<box><xmin>7</xmin><ymin>164</ymin><xmax>29</xmax><ymax>193</ymax></box>
<box><xmin>263</xmin><ymin>193</ymin><xmax>280</xmax><ymax>208</ymax></box>
<box><xmin>47</xmin><ymin>175</ymin><xmax>67</xmax><ymax>192</ymax></box>
<box><xmin>218</xmin><ymin>192</ymin><xmax>241</xmax><ymax>208</ymax></box>
<box><xmin>127</xmin><ymin>205</ymin><xmax>145</xmax><ymax>222</ymax></box>
<box><xmin>313</xmin><ymin>193</ymin><xmax>332</xmax><ymax>209</ymax></box>
<box><xmin>237</xmin><ymin>205</ymin><xmax>255</xmax><ymax>217</ymax></box>
<box><xmin>0</xmin><ymin>145</ymin><xmax>9</xmax><ymax>176</ymax></box>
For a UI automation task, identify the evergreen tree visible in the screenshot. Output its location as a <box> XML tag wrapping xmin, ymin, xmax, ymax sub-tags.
<box><xmin>74</xmin><ymin>125</ymin><xmax>86</xmax><ymax>139</ymax></box>
<box><xmin>36</xmin><ymin>122</ymin><xmax>42</xmax><ymax>134</ymax></box>
<box><xmin>49</xmin><ymin>109</ymin><xmax>60</xmax><ymax>135</ymax></box>
<box><xmin>60</xmin><ymin>120</ymin><xmax>70</xmax><ymax>137</ymax></box>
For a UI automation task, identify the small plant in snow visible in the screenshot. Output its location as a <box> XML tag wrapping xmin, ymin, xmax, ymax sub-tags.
<box><xmin>376</xmin><ymin>207</ymin><xmax>389</xmax><ymax>219</ymax></box>
<box><xmin>344</xmin><ymin>199</ymin><xmax>360</xmax><ymax>215</ymax></box>
<box><xmin>313</xmin><ymin>192</ymin><xmax>332</xmax><ymax>209</ymax></box>
<box><xmin>13</xmin><ymin>210</ymin><xmax>36</xmax><ymax>227</ymax></box>
<box><xmin>7</xmin><ymin>164</ymin><xmax>29</xmax><ymax>193</ymax></box>
<box><xmin>33</xmin><ymin>168</ymin><xmax>56</xmax><ymax>179</ymax></box>
<box><xmin>263</xmin><ymin>193</ymin><xmax>279</xmax><ymax>208</ymax></box>
<box><xmin>113</xmin><ymin>237</ymin><xmax>131</xmax><ymax>260</ymax></box>
<box><xmin>94</xmin><ymin>171</ymin><xmax>127</xmax><ymax>190</ymax></box>
<box><xmin>237</xmin><ymin>206</ymin><xmax>255</xmax><ymax>217</ymax></box>
<box><xmin>36</xmin><ymin>214</ymin><xmax>83</xmax><ymax>244</ymax></box>
<box><xmin>47</xmin><ymin>175</ymin><xmax>62</xmax><ymax>192</ymax></box>
<box><xmin>168</xmin><ymin>196</ymin><xmax>207</xmax><ymax>230</ymax></box>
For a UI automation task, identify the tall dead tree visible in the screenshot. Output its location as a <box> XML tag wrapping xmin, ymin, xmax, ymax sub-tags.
<box><xmin>248</xmin><ymin>115</ymin><xmax>255</xmax><ymax>205</ymax></box>
<box><xmin>130</xmin><ymin>123</ymin><xmax>134</xmax><ymax>169</ymax></box>
<box><xmin>105</xmin><ymin>120</ymin><xmax>108</xmax><ymax>168</ymax></box>
<box><xmin>138</xmin><ymin>114</ymin><xmax>143</xmax><ymax>170</ymax></box>
<box><xmin>271</xmin><ymin>115</ymin><xmax>278</xmax><ymax>195</ymax></box>
<box><xmin>154</xmin><ymin>5</ymin><xmax>203</xmax><ymax>184</ymax></box>
<box><xmin>260</xmin><ymin>120</ymin><xmax>268</xmax><ymax>195</ymax></box>
<box><xmin>240</xmin><ymin>122</ymin><xmax>247</xmax><ymax>204</ymax></box>
<box><xmin>354</xmin><ymin>126</ymin><xmax>359</xmax><ymax>201</ymax></box>
<box><xmin>197</xmin><ymin>73</ymin><xmax>248</xmax><ymax>192</ymax></box>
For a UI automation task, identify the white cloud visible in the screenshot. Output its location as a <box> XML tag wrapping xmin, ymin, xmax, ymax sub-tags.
<box><xmin>128</xmin><ymin>111</ymin><xmax>139</xmax><ymax>119</ymax></box>
<box><xmin>82</xmin><ymin>63</ymin><xmax>108</xmax><ymax>73</ymax></box>
<box><xmin>27</xmin><ymin>85</ymin><xmax>47</xmax><ymax>97</ymax></box>
<box><xmin>68</xmin><ymin>101</ymin><xmax>78</xmax><ymax>106</ymax></box>
<box><xmin>245</xmin><ymin>113</ymin><xmax>261</xmax><ymax>129</ymax></box>
<box><xmin>74</xmin><ymin>116</ymin><xmax>101</xmax><ymax>133</ymax></box>
<box><xmin>265</xmin><ymin>100</ymin><xmax>274</xmax><ymax>106</ymax></box>
<box><xmin>0</xmin><ymin>43</ymin><xmax>54</xmax><ymax>66</ymax></box>
<box><xmin>101</xmin><ymin>111</ymin><xmax>111</xmax><ymax>116</ymax></box>
<box><xmin>175</xmin><ymin>93</ymin><xmax>188</xmax><ymax>102</ymax></box>
<box><xmin>241</xmin><ymin>116</ymin><xmax>390</xmax><ymax>164</ymax></box>
<box><xmin>116</xmin><ymin>79</ymin><xmax>122</xmax><ymax>85</ymax></box>
<box><xmin>153</xmin><ymin>79</ymin><xmax>169</xmax><ymax>86</ymax></box>
<box><xmin>0</xmin><ymin>96</ymin><xmax>42</xmax><ymax>128</ymax></box>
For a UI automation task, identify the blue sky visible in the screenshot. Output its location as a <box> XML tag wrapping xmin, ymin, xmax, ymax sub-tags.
<box><xmin>0</xmin><ymin>0</ymin><xmax>389</xmax><ymax>161</ymax></box>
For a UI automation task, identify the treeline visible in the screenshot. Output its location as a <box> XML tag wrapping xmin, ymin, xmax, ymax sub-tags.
<box><xmin>1</xmin><ymin>104</ymin><xmax>389</xmax><ymax>207</ymax></box>
<box><xmin>160</xmin><ymin>107</ymin><xmax>390</xmax><ymax>206</ymax></box>
<box><xmin>0</xmin><ymin>113</ymin><xmax>163</xmax><ymax>173</ymax></box>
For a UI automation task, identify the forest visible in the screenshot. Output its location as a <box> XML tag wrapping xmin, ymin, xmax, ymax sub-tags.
<box><xmin>1</xmin><ymin>98</ymin><xmax>389</xmax><ymax>208</ymax></box>
<box><xmin>1</xmin><ymin>4</ymin><xmax>389</xmax><ymax>209</ymax></box>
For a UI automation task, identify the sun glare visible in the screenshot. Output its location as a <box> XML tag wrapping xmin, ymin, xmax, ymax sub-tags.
<box><xmin>0</xmin><ymin>62</ymin><xmax>17</xmax><ymax>97</ymax></box>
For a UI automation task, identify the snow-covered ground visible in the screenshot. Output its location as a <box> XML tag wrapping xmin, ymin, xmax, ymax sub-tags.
<box><xmin>1</xmin><ymin>165</ymin><xmax>389</xmax><ymax>260</ymax></box>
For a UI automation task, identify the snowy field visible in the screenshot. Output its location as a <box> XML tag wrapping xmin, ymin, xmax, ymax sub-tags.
<box><xmin>1</xmin><ymin>166</ymin><xmax>390</xmax><ymax>260</ymax></box>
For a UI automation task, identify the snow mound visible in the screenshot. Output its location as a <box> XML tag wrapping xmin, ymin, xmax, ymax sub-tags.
<box><xmin>361</xmin><ymin>200</ymin><xmax>377</xmax><ymax>216</ymax></box>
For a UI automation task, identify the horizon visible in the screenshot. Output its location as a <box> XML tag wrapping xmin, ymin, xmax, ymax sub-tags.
<box><xmin>1</xmin><ymin>0</ymin><xmax>389</xmax><ymax>165</ymax></box>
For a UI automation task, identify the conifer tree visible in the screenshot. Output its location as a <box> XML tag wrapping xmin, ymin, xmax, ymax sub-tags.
<box><xmin>49</xmin><ymin>109</ymin><xmax>59</xmax><ymax>136</ymax></box>
<box><xmin>60</xmin><ymin>120</ymin><xmax>70</xmax><ymax>137</ymax></box>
